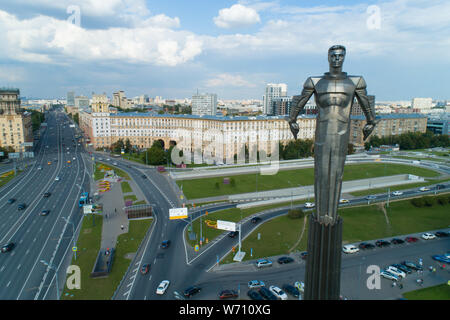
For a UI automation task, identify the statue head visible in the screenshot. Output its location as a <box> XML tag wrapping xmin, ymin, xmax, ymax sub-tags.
<box><xmin>328</xmin><ymin>45</ymin><xmax>346</xmax><ymax>71</ymax></box>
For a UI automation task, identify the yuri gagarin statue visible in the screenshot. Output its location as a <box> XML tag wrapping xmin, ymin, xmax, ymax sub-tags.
<box><xmin>288</xmin><ymin>45</ymin><xmax>378</xmax><ymax>226</ymax></box>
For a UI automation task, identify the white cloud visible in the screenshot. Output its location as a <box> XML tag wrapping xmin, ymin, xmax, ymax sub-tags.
<box><xmin>205</xmin><ymin>74</ymin><xmax>256</xmax><ymax>88</ymax></box>
<box><xmin>214</xmin><ymin>4</ymin><xmax>260</xmax><ymax>29</ymax></box>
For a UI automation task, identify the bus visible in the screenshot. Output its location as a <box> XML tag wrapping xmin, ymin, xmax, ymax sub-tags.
<box><xmin>79</xmin><ymin>192</ymin><xmax>89</xmax><ymax>207</ymax></box>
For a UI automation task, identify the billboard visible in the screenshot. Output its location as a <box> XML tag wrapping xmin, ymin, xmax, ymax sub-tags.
<box><xmin>217</xmin><ymin>220</ymin><xmax>236</xmax><ymax>232</ymax></box>
<box><xmin>8</xmin><ymin>153</ymin><xmax>20</xmax><ymax>159</ymax></box>
<box><xmin>83</xmin><ymin>205</ymin><xmax>93</xmax><ymax>214</ymax></box>
<box><xmin>169</xmin><ymin>207</ymin><xmax>188</xmax><ymax>220</ymax></box>
<box><xmin>21</xmin><ymin>142</ymin><xmax>34</xmax><ymax>147</ymax></box>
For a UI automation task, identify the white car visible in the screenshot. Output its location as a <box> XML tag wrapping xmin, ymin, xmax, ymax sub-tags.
<box><xmin>304</xmin><ymin>202</ymin><xmax>315</xmax><ymax>208</ymax></box>
<box><xmin>73</xmin><ymin>157</ymin><xmax>76</xmax><ymax>160</ymax></box>
<box><xmin>339</xmin><ymin>199</ymin><xmax>349</xmax><ymax>204</ymax></box>
<box><xmin>421</xmin><ymin>233</ymin><xmax>436</xmax><ymax>240</ymax></box>
<box><xmin>342</xmin><ymin>245</ymin><xmax>359</xmax><ymax>254</ymax></box>
<box><xmin>248</xmin><ymin>280</ymin><xmax>265</xmax><ymax>288</ymax></box>
<box><xmin>113</xmin><ymin>162</ymin><xmax>118</xmax><ymax>165</ymax></box>
<box><xmin>106</xmin><ymin>158</ymin><xmax>110</xmax><ymax>161</ymax></box>
<box><xmin>156</xmin><ymin>280</ymin><xmax>170</xmax><ymax>295</ymax></box>
<box><xmin>256</xmin><ymin>259</ymin><xmax>273</xmax><ymax>268</ymax></box>
<box><xmin>37</xmin><ymin>166</ymin><xmax>42</xmax><ymax>170</ymax></box>
<box><xmin>381</xmin><ymin>270</ymin><xmax>399</xmax><ymax>281</ymax></box>
<box><xmin>419</xmin><ymin>187</ymin><xmax>430</xmax><ymax>192</ymax></box>
<box><xmin>55</xmin><ymin>176</ymin><xmax>60</xmax><ymax>181</ymax></box>
<box><xmin>392</xmin><ymin>191</ymin><xmax>403</xmax><ymax>196</ymax></box>
<box><xmin>269</xmin><ymin>286</ymin><xmax>288</xmax><ymax>300</ymax></box>
<box><xmin>386</xmin><ymin>266</ymin><xmax>406</xmax><ymax>279</ymax></box>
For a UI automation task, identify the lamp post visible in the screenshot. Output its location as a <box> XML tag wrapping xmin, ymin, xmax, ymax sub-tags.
<box><xmin>40</xmin><ymin>260</ymin><xmax>59</xmax><ymax>300</ymax></box>
<box><xmin>62</xmin><ymin>217</ymin><xmax>76</xmax><ymax>260</ymax></box>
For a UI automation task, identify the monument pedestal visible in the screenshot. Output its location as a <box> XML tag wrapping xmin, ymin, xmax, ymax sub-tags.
<box><xmin>304</xmin><ymin>215</ymin><xmax>343</xmax><ymax>300</ymax></box>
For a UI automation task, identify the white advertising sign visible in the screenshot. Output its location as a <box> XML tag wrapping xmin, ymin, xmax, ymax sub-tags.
<box><xmin>169</xmin><ymin>207</ymin><xmax>188</xmax><ymax>220</ymax></box>
<box><xmin>83</xmin><ymin>205</ymin><xmax>93</xmax><ymax>214</ymax></box>
<box><xmin>217</xmin><ymin>220</ymin><xmax>236</xmax><ymax>232</ymax></box>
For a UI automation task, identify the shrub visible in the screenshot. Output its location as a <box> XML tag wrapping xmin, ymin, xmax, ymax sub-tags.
<box><xmin>436</xmin><ymin>195</ymin><xmax>449</xmax><ymax>206</ymax></box>
<box><xmin>411</xmin><ymin>197</ymin><xmax>425</xmax><ymax>208</ymax></box>
<box><xmin>288</xmin><ymin>208</ymin><xmax>305</xmax><ymax>219</ymax></box>
<box><xmin>215</xmin><ymin>182</ymin><xmax>220</xmax><ymax>190</ymax></box>
<box><xmin>423</xmin><ymin>196</ymin><xmax>436</xmax><ymax>207</ymax></box>
<box><xmin>230</xmin><ymin>178</ymin><xmax>236</xmax><ymax>188</ymax></box>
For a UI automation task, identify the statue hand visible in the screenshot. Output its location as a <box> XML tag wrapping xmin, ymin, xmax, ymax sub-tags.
<box><xmin>289</xmin><ymin>120</ymin><xmax>299</xmax><ymax>139</ymax></box>
<box><xmin>363</xmin><ymin>120</ymin><xmax>378</xmax><ymax>141</ymax></box>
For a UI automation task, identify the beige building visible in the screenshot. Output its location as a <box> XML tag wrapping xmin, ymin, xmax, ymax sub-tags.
<box><xmin>0</xmin><ymin>88</ymin><xmax>33</xmax><ymax>152</ymax></box>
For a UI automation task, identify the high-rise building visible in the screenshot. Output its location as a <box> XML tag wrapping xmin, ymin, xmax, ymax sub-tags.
<box><xmin>91</xmin><ymin>94</ymin><xmax>110</xmax><ymax>113</ymax></box>
<box><xmin>263</xmin><ymin>83</ymin><xmax>287</xmax><ymax>115</ymax></box>
<box><xmin>272</xmin><ymin>96</ymin><xmax>292</xmax><ymax>116</ymax></box>
<box><xmin>113</xmin><ymin>91</ymin><xmax>131</xmax><ymax>109</ymax></box>
<box><xmin>75</xmin><ymin>96</ymin><xmax>90</xmax><ymax>111</ymax></box>
<box><xmin>192</xmin><ymin>93</ymin><xmax>217</xmax><ymax>116</ymax></box>
<box><xmin>412</xmin><ymin>97</ymin><xmax>433</xmax><ymax>113</ymax></box>
<box><xmin>67</xmin><ymin>91</ymin><xmax>75</xmax><ymax>107</ymax></box>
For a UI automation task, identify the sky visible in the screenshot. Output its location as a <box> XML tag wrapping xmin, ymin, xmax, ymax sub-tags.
<box><xmin>0</xmin><ymin>0</ymin><xmax>449</xmax><ymax>101</ymax></box>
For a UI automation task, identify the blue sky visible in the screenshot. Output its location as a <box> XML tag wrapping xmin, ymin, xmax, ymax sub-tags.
<box><xmin>0</xmin><ymin>0</ymin><xmax>449</xmax><ymax>101</ymax></box>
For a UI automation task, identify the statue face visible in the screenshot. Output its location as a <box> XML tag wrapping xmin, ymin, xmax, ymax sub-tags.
<box><xmin>328</xmin><ymin>49</ymin><xmax>345</xmax><ymax>69</ymax></box>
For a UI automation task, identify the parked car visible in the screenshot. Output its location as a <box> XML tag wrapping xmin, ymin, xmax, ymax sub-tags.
<box><xmin>140</xmin><ymin>264</ymin><xmax>150</xmax><ymax>275</ymax></box>
<box><xmin>392</xmin><ymin>191</ymin><xmax>403</xmax><ymax>196</ymax></box>
<box><xmin>228</xmin><ymin>231</ymin><xmax>239</xmax><ymax>238</ymax></box>
<box><xmin>386</xmin><ymin>266</ymin><xmax>406</xmax><ymax>278</ymax></box>
<box><xmin>304</xmin><ymin>202</ymin><xmax>315</xmax><ymax>208</ymax></box>
<box><xmin>343</xmin><ymin>244</ymin><xmax>359</xmax><ymax>254</ymax></box>
<box><xmin>258</xmin><ymin>287</ymin><xmax>278</xmax><ymax>300</ymax></box>
<box><xmin>282</xmin><ymin>284</ymin><xmax>300</xmax><ymax>298</ymax></box>
<box><xmin>359</xmin><ymin>242</ymin><xmax>375</xmax><ymax>250</ymax></box>
<box><xmin>40</xmin><ymin>210</ymin><xmax>50</xmax><ymax>216</ymax></box>
<box><xmin>7</xmin><ymin>198</ymin><xmax>16</xmax><ymax>204</ymax></box>
<box><xmin>435</xmin><ymin>231</ymin><xmax>449</xmax><ymax>238</ymax></box>
<box><xmin>421</xmin><ymin>233</ymin><xmax>436</xmax><ymax>240</ymax></box>
<box><xmin>156</xmin><ymin>280</ymin><xmax>170</xmax><ymax>295</ymax></box>
<box><xmin>256</xmin><ymin>259</ymin><xmax>273</xmax><ymax>268</ymax></box>
<box><xmin>250</xmin><ymin>217</ymin><xmax>262</xmax><ymax>224</ymax></box>
<box><xmin>161</xmin><ymin>240</ymin><xmax>171</xmax><ymax>249</ymax></box>
<box><xmin>219</xmin><ymin>290</ymin><xmax>238</xmax><ymax>299</ymax></box>
<box><xmin>391</xmin><ymin>264</ymin><xmax>412</xmax><ymax>274</ymax></box>
<box><xmin>401</xmin><ymin>261</ymin><xmax>423</xmax><ymax>271</ymax></box>
<box><xmin>269</xmin><ymin>286</ymin><xmax>288</xmax><ymax>300</ymax></box>
<box><xmin>300</xmin><ymin>251</ymin><xmax>308</xmax><ymax>260</ymax></box>
<box><xmin>391</xmin><ymin>238</ymin><xmax>405</xmax><ymax>245</ymax></box>
<box><xmin>184</xmin><ymin>286</ymin><xmax>201</xmax><ymax>298</ymax></box>
<box><xmin>277</xmin><ymin>256</ymin><xmax>294</xmax><ymax>264</ymax></box>
<box><xmin>247</xmin><ymin>290</ymin><xmax>264</xmax><ymax>300</ymax></box>
<box><xmin>248</xmin><ymin>280</ymin><xmax>265</xmax><ymax>288</ymax></box>
<box><xmin>1</xmin><ymin>243</ymin><xmax>15</xmax><ymax>253</ymax></box>
<box><xmin>381</xmin><ymin>270</ymin><xmax>399</xmax><ymax>281</ymax></box>
<box><xmin>432</xmin><ymin>255</ymin><xmax>450</xmax><ymax>264</ymax></box>
<box><xmin>405</xmin><ymin>236</ymin><xmax>419</xmax><ymax>243</ymax></box>
<box><xmin>375</xmin><ymin>240</ymin><xmax>390</xmax><ymax>247</ymax></box>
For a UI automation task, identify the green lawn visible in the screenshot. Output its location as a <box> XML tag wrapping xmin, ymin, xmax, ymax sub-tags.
<box><xmin>94</xmin><ymin>162</ymin><xmax>131</xmax><ymax>181</ymax></box>
<box><xmin>124</xmin><ymin>194</ymin><xmax>138</xmax><ymax>202</ymax></box>
<box><xmin>61</xmin><ymin>217</ymin><xmax>152</xmax><ymax>300</ymax></box>
<box><xmin>220</xmin><ymin>196</ymin><xmax>450</xmax><ymax>263</ymax></box>
<box><xmin>0</xmin><ymin>170</ymin><xmax>20</xmax><ymax>188</ymax></box>
<box><xmin>178</xmin><ymin>163</ymin><xmax>440</xmax><ymax>200</ymax></box>
<box><xmin>403</xmin><ymin>283</ymin><xmax>450</xmax><ymax>300</ymax></box>
<box><xmin>121</xmin><ymin>181</ymin><xmax>132</xmax><ymax>193</ymax></box>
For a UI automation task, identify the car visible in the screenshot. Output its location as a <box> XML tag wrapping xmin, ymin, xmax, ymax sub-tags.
<box><xmin>247</xmin><ymin>290</ymin><xmax>264</xmax><ymax>300</ymax></box>
<box><xmin>381</xmin><ymin>270</ymin><xmax>399</xmax><ymax>281</ymax></box>
<box><xmin>304</xmin><ymin>202</ymin><xmax>315</xmax><ymax>208</ymax></box>
<box><xmin>156</xmin><ymin>280</ymin><xmax>170</xmax><ymax>295</ymax></box>
<box><xmin>435</xmin><ymin>231</ymin><xmax>449</xmax><ymax>238</ymax></box>
<box><xmin>359</xmin><ymin>242</ymin><xmax>375</xmax><ymax>250</ymax></box>
<box><xmin>432</xmin><ymin>255</ymin><xmax>450</xmax><ymax>264</ymax></box>
<box><xmin>391</xmin><ymin>238</ymin><xmax>405</xmax><ymax>245</ymax></box>
<box><xmin>386</xmin><ymin>266</ymin><xmax>406</xmax><ymax>278</ymax></box>
<box><xmin>40</xmin><ymin>210</ymin><xmax>50</xmax><ymax>216</ymax></box>
<box><xmin>113</xmin><ymin>162</ymin><xmax>118</xmax><ymax>165</ymax></box>
<box><xmin>436</xmin><ymin>184</ymin><xmax>446</xmax><ymax>190</ymax></box>
<box><xmin>300</xmin><ymin>251</ymin><xmax>308</xmax><ymax>260</ymax></box>
<box><xmin>7</xmin><ymin>198</ymin><xmax>16</xmax><ymax>204</ymax></box>
<box><xmin>365</xmin><ymin>195</ymin><xmax>377</xmax><ymax>200</ymax></box>
<box><xmin>18</xmin><ymin>203</ymin><xmax>26</xmax><ymax>210</ymax></box>
<box><xmin>392</xmin><ymin>191</ymin><xmax>403</xmax><ymax>196</ymax></box>
<box><xmin>183</xmin><ymin>286</ymin><xmax>201</xmax><ymax>298</ymax></box>
<box><xmin>47</xmin><ymin>161</ymin><xmax>51</xmax><ymax>165</ymax></box>
<box><xmin>269</xmin><ymin>286</ymin><xmax>288</xmax><ymax>300</ymax></box>
<box><xmin>294</xmin><ymin>281</ymin><xmax>305</xmax><ymax>293</ymax></box>
<box><xmin>405</xmin><ymin>236</ymin><xmax>419</xmax><ymax>243</ymax></box>
<box><xmin>419</xmin><ymin>187</ymin><xmax>430</xmax><ymax>192</ymax></box>
<box><xmin>421</xmin><ymin>233</ymin><xmax>436</xmax><ymax>240</ymax></box>
<box><xmin>343</xmin><ymin>244</ymin><xmax>359</xmax><ymax>254</ymax></box>
<box><xmin>339</xmin><ymin>199</ymin><xmax>349</xmax><ymax>204</ymax></box>
<box><xmin>55</xmin><ymin>176</ymin><xmax>60</xmax><ymax>181</ymax></box>
<box><xmin>258</xmin><ymin>287</ymin><xmax>278</xmax><ymax>300</ymax></box>
<box><xmin>73</xmin><ymin>157</ymin><xmax>76</xmax><ymax>160</ymax></box>
<box><xmin>67</xmin><ymin>160</ymin><xmax>71</xmax><ymax>163</ymax></box>
<box><xmin>248</xmin><ymin>280</ymin><xmax>265</xmax><ymax>288</ymax></box>
<box><xmin>37</xmin><ymin>166</ymin><xmax>42</xmax><ymax>170</ymax></box>
<box><xmin>391</xmin><ymin>264</ymin><xmax>412</xmax><ymax>274</ymax></box>
<box><xmin>277</xmin><ymin>256</ymin><xmax>294</xmax><ymax>264</ymax></box>
<box><xmin>228</xmin><ymin>231</ymin><xmax>239</xmax><ymax>238</ymax></box>
<box><xmin>43</xmin><ymin>192</ymin><xmax>51</xmax><ymax>198</ymax></box>
<box><xmin>256</xmin><ymin>258</ymin><xmax>273</xmax><ymax>268</ymax></box>
<box><xmin>282</xmin><ymin>284</ymin><xmax>300</xmax><ymax>298</ymax></box>
<box><xmin>250</xmin><ymin>216</ymin><xmax>262</xmax><ymax>224</ymax></box>
<box><xmin>140</xmin><ymin>264</ymin><xmax>150</xmax><ymax>275</ymax></box>
<box><xmin>161</xmin><ymin>240</ymin><xmax>171</xmax><ymax>249</ymax></box>
<box><xmin>141</xmin><ymin>175</ymin><xmax>147</xmax><ymax>179</ymax></box>
<box><xmin>106</xmin><ymin>158</ymin><xmax>111</xmax><ymax>161</ymax></box>
<box><xmin>401</xmin><ymin>261</ymin><xmax>423</xmax><ymax>271</ymax></box>
<box><xmin>219</xmin><ymin>290</ymin><xmax>238</xmax><ymax>299</ymax></box>
<box><xmin>1</xmin><ymin>243</ymin><xmax>15</xmax><ymax>253</ymax></box>
<box><xmin>375</xmin><ymin>240</ymin><xmax>390</xmax><ymax>247</ymax></box>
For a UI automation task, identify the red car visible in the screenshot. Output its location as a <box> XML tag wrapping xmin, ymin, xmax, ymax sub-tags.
<box><xmin>140</xmin><ymin>264</ymin><xmax>150</xmax><ymax>275</ymax></box>
<box><xmin>405</xmin><ymin>236</ymin><xmax>419</xmax><ymax>243</ymax></box>
<box><xmin>219</xmin><ymin>290</ymin><xmax>238</xmax><ymax>299</ymax></box>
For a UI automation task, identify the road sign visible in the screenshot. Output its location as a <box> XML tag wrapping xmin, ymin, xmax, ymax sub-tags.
<box><xmin>8</xmin><ymin>153</ymin><xmax>20</xmax><ymax>159</ymax></box>
<box><xmin>169</xmin><ymin>207</ymin><xmax>188</xmax><ymax>220</ymax></box>
<box><xmin>72</xmin><ymin>247</ymin><xmax>77</xmax><ymax>252</ymax></box>
<box><xmin>217</xmin><ymin>220</ymin><xmax>236</xmax><ymax>232</ymax></box>
<box><xmin>21</xmin><ymin>142</ymin><xmax>34</xmax><ymax>147</ymax></box>
<box><xmin>83</xmin><ymin>205</ymin><xmax>93</xmax><ymax>214</ymax></box>
<box><xmin>23</xmin><ymin>152</ymin><xmax>34</xmax><ymax>158</ymax></box>
<box><xmin>194</xmin><ymin>245</ymin><xmax>199</xmax><ymax>252</ymax></box>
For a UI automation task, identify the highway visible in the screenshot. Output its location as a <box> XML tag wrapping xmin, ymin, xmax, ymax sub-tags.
<box><xmin>0</xmin><ymin>109</ymin><xmax>90</xmax><ymax>300</ymax></box>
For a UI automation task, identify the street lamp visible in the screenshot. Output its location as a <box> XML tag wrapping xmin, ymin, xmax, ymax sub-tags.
<box><xmin>40</xmin><ymin>260</ymin><xmax>60</xmax><ymax>300</ymax></box>
<box><xmin>61</xmin><ymin>217</ymin><xmax>76</xmax><ymax>259</ymax></box>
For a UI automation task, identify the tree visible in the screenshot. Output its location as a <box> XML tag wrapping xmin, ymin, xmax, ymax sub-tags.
<box><xmin>125</xmin><ymin>139</ymin><xmax>132</xmax><ymax>153</ymax></box>
<box><xmin>347</xmin><ymin>143</ymin><xmax>355</xmax><ymax>155</ymax></box>
<box><xmin>145</xmin><ymin>139</ymin><xmax>166</xmax><ymax>165</ymax></box>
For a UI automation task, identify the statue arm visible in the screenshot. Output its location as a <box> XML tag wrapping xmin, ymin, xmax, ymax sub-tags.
<box><xmin>288</xmin><ymin>78</ymin><xmax>314</xmax><ymax>139</ymax></box>
<box><xmin>355</xmin><ymin>77</ymin><xmax>378</xmax><ymax>140</ymax></box>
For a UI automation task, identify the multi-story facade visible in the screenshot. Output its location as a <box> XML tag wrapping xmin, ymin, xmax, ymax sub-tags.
<box><xmin>66</xmin><ymin>91</ymin><xmax>75</xmax><ymax>107</ymax></box>
<box><xmin>191</xmin><ymin>93</ymin><xmax>217</xmax><ymax>116</ymax></box>
<box><xmin>272</xmin><ymin>96</ymin><xmax>292</xmax><ymax>116</ymax></box>
<box><xmin>351</xmin><ymin>95</ymin><xmax>376</xmax><ymax>116</ymax></box>
<box><xmin>263</xmin><ymin>83</ymin><xmax>287</xmax><ymax>115</ymax></box>
<box><xmin>75</xmin><ymin>96</ymin><xmax>90</xmax><ymax>111</ymax></box>
<box><xmin>412</xmin><ymin>97</ymin><xmax>433</xmax><ymax>114</ymax></box>
<box><xmin>0</xmin><ymin>88</ymin><xmax>33</xmax><ymax>152</ymax></box>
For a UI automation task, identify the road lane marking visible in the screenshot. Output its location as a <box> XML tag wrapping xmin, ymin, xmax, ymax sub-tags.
<box><xmin>6</xmin><ymin>281</ymin><xmax>11</xmax><ymax>287</ymax></box>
